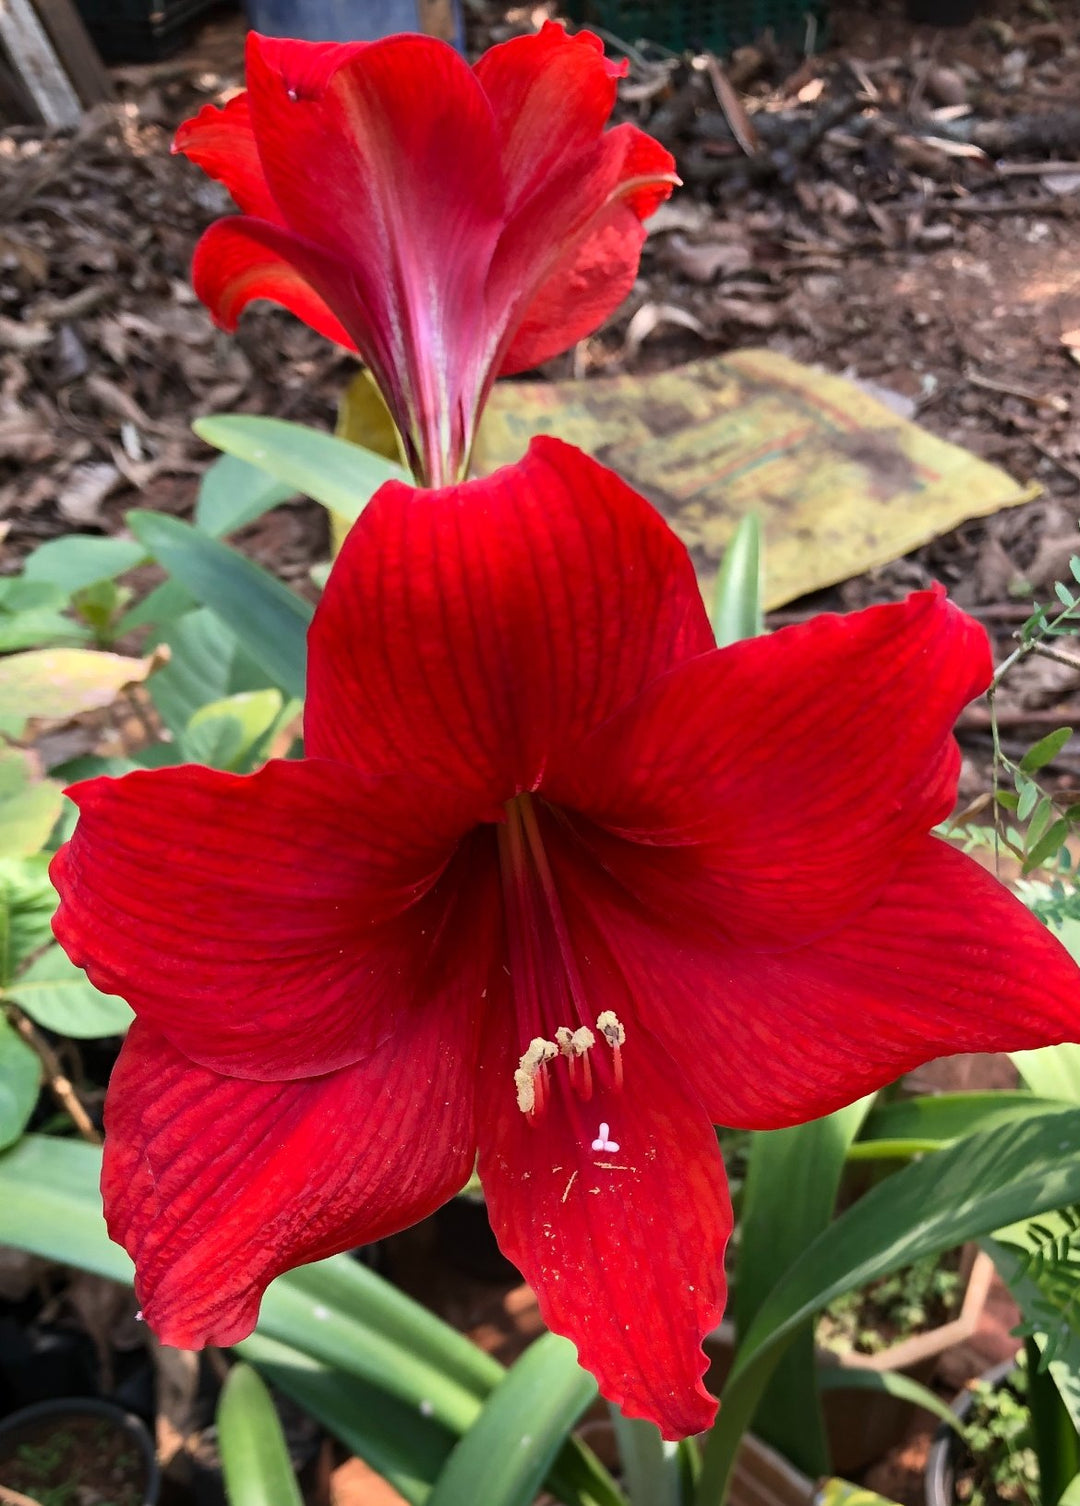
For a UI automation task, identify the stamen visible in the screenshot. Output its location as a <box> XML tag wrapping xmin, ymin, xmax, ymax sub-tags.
<box><xmin>515</xmin><ymin>1037</ymin><xmax>557</xmax><ymax>1119</ymax></box>
<box><xmin>556</xmin><ymin>1024</ymin><xmax>596</xmax><ymax>1101</ymax></box>
<box><xmin>596</xmin><ymin>1011</ymin><xmax>625</xmax><ymax>1090</ymax></box>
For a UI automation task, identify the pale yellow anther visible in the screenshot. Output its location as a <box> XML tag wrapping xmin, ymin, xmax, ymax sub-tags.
<box><xmin>515</xmin><ymin>1037</ymin><xmax>557</xmax><ymax>1116</ymax></box>
<box><xmin>515</xmin><ymin>1067</ymin><xmax>536</xmax><ymax>1116</ymax></box>
<box><xmin>596</xmin><ymin>1011</ymin><xmax>626</xmax><ymax>1048</ymax></box>
<box><xmin>556</xmin><ymin>1025</ymin><xmax>595</xmax><ymax>1058</ymax></box>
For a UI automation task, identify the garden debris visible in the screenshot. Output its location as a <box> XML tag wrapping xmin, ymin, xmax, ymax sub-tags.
<box><xmin>474</xmin><ymin>349</ymin><xmax>1036</xmax><ymax>609</ymax></box>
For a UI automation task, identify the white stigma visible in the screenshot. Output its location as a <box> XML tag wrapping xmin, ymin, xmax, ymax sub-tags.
<box><xmin>591</xmin><ymin>1122</ymin><xmax>620</xmax><ymax>1153</ymax></box>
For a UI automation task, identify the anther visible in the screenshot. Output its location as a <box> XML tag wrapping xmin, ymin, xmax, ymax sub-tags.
<box><xmin>596</xmin><ymin>1011</ymin><xmax>625</xmax><ymax>1090</ymax></box>
<box><xmin>557</xmin><ymin>1024</ymin><xmax>595</xmax><ymax>1101</ymax></box>
<box><xmin>515</xmin><ymin>1037</ymin><xmax>557</xmax><ymax>1119</ymax></box>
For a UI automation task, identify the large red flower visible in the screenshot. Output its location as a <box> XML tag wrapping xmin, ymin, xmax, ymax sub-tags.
<box><xmin>174</xmin><ymin>26</ymin><xmax>675</xmax><ymax>485</ymax></box>
<box><xmin>53</xmin><ymin>439</ymin><xmax>1080</xmax><ymax>1438</ymax></box>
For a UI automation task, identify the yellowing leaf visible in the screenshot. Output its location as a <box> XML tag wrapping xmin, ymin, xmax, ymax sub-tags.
<box><xmin>0</xmin><ymin>647</ymin><xmax>163</xmax><ymax>738</ymax></box>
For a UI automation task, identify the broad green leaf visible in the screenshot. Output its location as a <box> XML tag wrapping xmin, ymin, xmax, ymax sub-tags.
<box><xmin>0</xmin><ymin>1015</ymin><xmax>38</xmax><ymax>1150</ymax></box>
<box><xmin>0</xmin><ymin>579</ymin><xmax>86</xmax><ymax>651</ymax></box>
<box><xmin>183</xmin><ymin>689</ymin><xmax>285</xmax><ymax>771</ymax></box>
<box><xmin>217</xmin><ymin>1363</ymin><xmax>303</xmax><ymax>1506</ymax></box>
<box><xmin>711</xmin><ymin>516</ymin><xmax>763</xmax><ymax>648</ymax></box>
<box><xmin>0</xmin><ymin>855</ymin><xmax>56</xmax><ymax>986</ymax></box>
<box><xmin>735</xmin><ymin>1098</ymin><xmax>872</xmax><ymax>1474</ymax></box>
<box><xmin>194</xmin><ymin>414</ymin><xmax>408</xmax><ymax>520</ymax></box>
<box><xmin>0</xmin><ymin>647</ymin><xmax>159</xmax><ymax>739</ymax></box>
<box><xmin>128</xmin><ymin>511</ymin><xmax>311</xmax><ymax>701</ymax></box>
<box><xmin>148</xmin><ymin>608</ymin><xmax>241</xmax><ymax>738</ymax></box>
<box><xmin>817</xmin><ymin>1366</ymin><xmax>965</xmax><ymax>1434</ymax></box>
<box><xmin>117</xmin><ymin>578</ymin><xmax>195</xmax><ymax>634</ymax></box>
<box><xmin>23</xmin><ymin>536</ymin><xmax>145</xmax><ymax>593</ymax></box>
<box><xmin>239</xmin><ymin>1333</ymin><xmax>455</xmax><ymax>1506</ymax></box>
<box><xmin>8</xmin><ymin>945</ymin><xmax>132</xmax><ymax>1038</ymax></box>
<box><xmin>698</xmin><ymin>1106</ymin><xmax>1080</xmax><ymax>1506</ymax></box>
<box><xmin>196</xmin><ymin>453</ymin><xmax>297</xmax><ymax>538</ymax></box>
<box><xmin>1018</xmin><ymin>778</ymin><xmax>1040</xmax><ymax>822</ymax></box>
<box><xmin>428</xmin><ymin>1334</ymin><xmax>597</xmax><ymax>1506</ymax></box>
<box><xmin>853</xmin><ymin>1091</ymin><xmax>1070</xmax><ymax>1158</ymax></box>
<box><xmin>0</xmin><ymin>748</ymin><xmax>63</xmax><ymax>858</ymax></box>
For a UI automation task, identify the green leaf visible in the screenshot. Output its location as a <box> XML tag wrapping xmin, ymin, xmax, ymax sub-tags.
<box><xmin>128</xmin><ymin>511</ymin><xmax>311</xmax><ymax>701</ymax></box>
<box><xmin>23</xmin><ymin>536</ymin><xmax>145</xmax><ymax>594</ymax></box>
<box><xmin>8</xmin><ymin>945</ymin><xmax>132</xmax><ymax>1037</ymax></box>
<box><xmin>238</xmin><ymin>1333</ymin><xmax>455</xmax><ymax>1506</ymax></box>
<box><xmin>0</xmin><ymin>855</ymin><xmax>57</xmax><ymax>986</ymax></box>
<box><xmin>0</xmin><ymin>647</ymin><xmax>158</xmax><ymax>739</ymax></box>
<box><xmin>609</xmin><ymin>1412</ymin><xmax>682</xmax><ymax>1506</ymax></box>
<box><xmin>854</xmin><ymin>1091</ymin><xmax>1071</xmax><ymax>1158</ymax></box>
<box><xmin>217</xmin><ymin>1363</ymin><xmax>303</xmax><ymax>1506</ymax></box>
<box><xmin>817</xmin><ymin>1366</ymin><xmax>966</xmax><ymax>1434</ymax></box>
<box><xmin>711</xmin><ymin>516</ymin><xmax>763</xmax><ymax>648</ymax></box>
<box><xmin>0</xmin><ymin>749</ymin><xmax>63</xmax><ymax>859</ymax></box>
<box><xmin>697</xmin><ymin>1106</ymin><xmax>1080</xmax><ymax>1506</ymax></box>
<box><xmin>1062</xmin><ymin>1471</ymin><xmax>1080</xmax><ymax>1506</ymax></box>
<box><xmin>194</xmin><ymin>414</ymin><xmax>408</xmax><ymax>520</ymax></box>
<box><xmin>428</xmin><ymin>1334</ymin><xmax>598</xmax><ymax>1506</ymax></box>
<box><xmin>0</xmin><ymin>1014</ymin><xmax>38</xmax><ymax>1151</ymax></box>
<box><xmin>1018</xmin><ymin>779</ymin><xmax>1040</xmax><ymax>822</ymax></box>
<box><xmin>735</xmin><ymin>1098</ymin><xmax>872</xmax><ymax>1474</ymax></box>
<box><xmin>1026</xmin><ymin>820</ymin><xmax>1072</xmax><ymax>875</ymax></box>
<box><xmin>1013</xmin><ymin>1046</ymin><xmax>1080</xmax><ymax>1104</ymax></box>
<box><xmin>182</xmin><ymin>690</ymin><xmax>285</xmax><ymax>771</ymax></box>
<box><xmin>1023</xmin><ymin>729</ymin><xmax>1074</xmax><ymax>773</ymax></box>
<box><xmin>196</xmin><ymin>453</ymin><xmax>297</xmax><ymax>538</ymax></box>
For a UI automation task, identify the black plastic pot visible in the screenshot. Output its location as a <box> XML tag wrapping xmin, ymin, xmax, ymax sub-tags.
<box><xmin>0</xmin><ymin>1397</ymin><xmax>160</xmax><ymax>1506</ymax></box>
<box><xmin>926</xmin><ymin>1359</ymin><xmax>1016</xmax><ymax>1506</ymax></box>
<box><xmin>905</xmin><ymin>0</ymin><xmax>979</xmax><ymax>25</ymax></box>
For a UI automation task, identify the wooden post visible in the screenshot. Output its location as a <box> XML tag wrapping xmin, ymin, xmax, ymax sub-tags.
<box><xmin>0</xmin><ymin>0</ymin><xmax>81</xmax><ymax>127</ymax></box>
<box><xmin>30</xmin><ymin>0</ymin><xmax>113</xmax><ymax>106</ymax></box>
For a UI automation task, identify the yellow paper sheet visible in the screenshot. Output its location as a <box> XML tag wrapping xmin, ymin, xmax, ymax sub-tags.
<box><xmin>473</xmin><ymin>350</ymin><xmax>1037</xmax><ymax>609</ymax></box>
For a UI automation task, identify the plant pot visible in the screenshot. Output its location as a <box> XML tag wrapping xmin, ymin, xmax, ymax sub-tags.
<box><xmin>925</xmin><ymin>1359</ymin><xmax>1020</xmax><ymax>1506</ymax></box>
<box><xmin>0</xmin><ymin>1397</ymin><xmax>160</xmax><ymax>1505</ymax></box>
<box><xmin>703</xmin><ymin>1251</ymin><xmax>997</xmax><ymax>1478</ymax></box>
<box><xmin>826</xmin><ymin>1249</ymin><xmax>997</xmax><ymax>1475</ymax></box>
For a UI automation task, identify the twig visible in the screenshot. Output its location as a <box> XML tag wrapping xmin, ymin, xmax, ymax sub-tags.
<box><xmin>964</xmin><ymin>365</ymin><xmax>1049</xmax><ymax>403</ymax></box>
<box><xmin>6</xmin><ymin>1006</ymin><xmax>101</xmax><ymax>1144</ymax></box>
<box><xmin>960</xmin><ymin>706</ymin><xmax>1080</xmax><ymax>731</ymax></box>
<box><xmin>996</xmin><ymin>159</ymin><xmax>1080</xmax><ymax>177</ymax></box>
<box><xmin>941</xmin><ymin>196</ymin><xmax>1074</xmax><ymax>216</ymax></box>
<box><xmin>704</xmin><ymin>55</ymin><xmax>760</xmax><ymax>156</ymax></box>
<box><xmin>1032</xmin><ymin>641</ymin><xmax>1080</xmax><ymax>675</ymax></box>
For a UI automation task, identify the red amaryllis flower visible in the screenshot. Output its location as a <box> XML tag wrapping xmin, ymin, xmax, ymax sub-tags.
<box><xmin>173</xmin><ymin>25</ymin><xmax>675</xmax><ymax>485</ymax></box>
<box><xmin>53</xmin><ymin>439</ymin><xmax>1080</xmax><ymax>1438</ymax></box>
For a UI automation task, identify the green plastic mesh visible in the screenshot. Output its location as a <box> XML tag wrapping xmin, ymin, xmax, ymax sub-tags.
<box><xmin>566</xmin><ymin>0</ymin><xmax>825</xmax><ymax>53</ymax></box>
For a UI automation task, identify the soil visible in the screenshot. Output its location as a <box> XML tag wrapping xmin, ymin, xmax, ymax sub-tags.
<box><xmin>818</xmin><ymin>1250</ymin><xmax>964</xmax><ymax>1358</ymax></box>
<box><xmin>0</xmin><ymin>1411</ymin><xmax>147</xmax><ymax>1506</ymax></box>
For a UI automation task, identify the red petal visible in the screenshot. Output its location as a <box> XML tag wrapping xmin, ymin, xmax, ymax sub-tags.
<box><xmin>577</xmin><ymin>835</ymin><xmax>1080</xmax><ymax>1130</ymax></box>
<box><xmin>173</xmin><ymin>92</ymin><xmax>281</xmax><ymax>222</ymax></box>
<box><xmin>477</xmin><ymin>970</ymin><xmax>729</xmax><ymax>1438</ymax></box>
<box><xmin>304</xmin><ymin>438</ymin><xmax>713</xmax><ymax>798</ymax></box>
<box><xmin>243</xmin><ymin>31</ymin><xmax>504</xmax><ymax>478</ymax></box>
<box><xmin>549</xmin><ymin>589</ymin><xmax>990</xmax><ymax>946</ymax></box>
<box><xmin>52</xmin><ymin>760</ymin><xmax>486</xmax><ymax>1079</ymax></box>
<box><xmin>104</xmin><ymin>1014</ymin><xmax>477</xmax><ymax>1347</ymax></box>
<box><xmin>475</xmin><ymin>22</ymin><xmax>620</xmax><ymax>216</ymax></box>
<box><xmin>498</xmin><ymin>200</ymin><xmax>644</xmax><ymax>375</ymax></box>
<box><xmin>491</xmin><ymin>123</ymin><xmax>675</xmax><ymax>376</ymax></box>
<box><xmin>191</xmin><ymin>217</ymin><xmax>357</xmax><ymax>349</ymax></box>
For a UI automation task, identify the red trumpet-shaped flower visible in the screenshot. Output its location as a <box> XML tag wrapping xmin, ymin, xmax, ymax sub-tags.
<box><xmin>53</xmin><ymin>440</ymin><xmax>1080</xmax><ymax>1438</ymax></box>
<box><xmin>174</xmin><ymin>26</ymin><xmax>675</xmax><ymax>485</ymax></box>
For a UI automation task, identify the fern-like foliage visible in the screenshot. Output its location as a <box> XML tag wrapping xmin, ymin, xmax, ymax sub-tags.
<box><xmin>1012</xmin><ymin>1206</ymin><xmax>1080</xmax><ymax>1368</ymax></box>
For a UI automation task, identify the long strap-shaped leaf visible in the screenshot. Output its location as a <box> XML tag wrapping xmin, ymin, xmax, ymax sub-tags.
<box><xmin>734</xmin><ymin>1098</ymin><xmax>872</xmax><ymax>1475</ymax></box>
<box><xmin>128</xmin><ymin>510</ymin><xmax>312</xmax><ymax>700</ymax></box>
<box><xmin>217</xmin><ymin>1363</ymin><xmax>304</xmax><ymax>1506</ymax></box>
<box><xmin>697</xmin><ymin>1105</ymin><xmax>1080</xmax><ymax>1506</ymax></box>
<box><xmin>851</xmin><ymin>1090</ymin><xmax>1070</xmax><ymax>1159</ymax></box>
<box><xmin>427</xmin><ymin>1334</ymin><xmax>597</xmax><ymax>1506</ymax></box>
<box><xmin>195</xmin><ymin>414</ymin><xmax>409</xmax><ymax>520</ymax></box>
